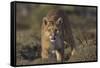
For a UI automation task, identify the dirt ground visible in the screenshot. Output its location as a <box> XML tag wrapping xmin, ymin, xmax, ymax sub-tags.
<box><xmin>16</xmin><ymin>29</ymin><xmax>97</xmax><ymax>65</ymax></box>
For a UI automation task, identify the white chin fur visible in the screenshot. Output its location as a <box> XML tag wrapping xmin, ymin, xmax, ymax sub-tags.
<box><xmin>50</xmin><ymin>39</ymin><xmax>55</xmax><ymax>42</ymax></box>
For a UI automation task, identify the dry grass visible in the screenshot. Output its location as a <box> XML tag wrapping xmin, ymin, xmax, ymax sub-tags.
<box><xmin>15</xmin><ymin>5</ymin><xmax>97</xmax><ymax>65</ymax></box>
<box><xmin>16</xmin><ymin>28</ymin><xmax>97</xmax><ymax>65</ymax></box>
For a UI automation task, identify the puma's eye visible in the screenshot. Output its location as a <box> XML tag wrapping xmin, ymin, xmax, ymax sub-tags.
<box><xmin>51</xmin><ymin>22</ymin><xmax>54</xmax><ymax>25</ymax></box>
<box><xmin>48</xmin><ymin>29</ymin><xmax>51</xmax><ymax>32</ymax></box>
<box><xmin>48</xmin><ymin>28</ymin><xmax>51</xmax><ymax>32</ymax></box>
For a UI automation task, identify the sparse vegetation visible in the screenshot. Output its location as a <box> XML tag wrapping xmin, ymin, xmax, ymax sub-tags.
<box><xmin>16</xmin><ymin>3</ymin><xmax>97</xmax><ymax>65</ymax></box>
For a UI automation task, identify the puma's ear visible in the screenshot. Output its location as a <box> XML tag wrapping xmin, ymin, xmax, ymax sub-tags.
<box><xmin>56</xmin><ymin>17</ymin><xmax>63</xmax><ymax>24</ymax></box>
<box><xmin>43</xmin><ymin>17</ymin><xmax>48</xmax><ymax>26</ymax></box>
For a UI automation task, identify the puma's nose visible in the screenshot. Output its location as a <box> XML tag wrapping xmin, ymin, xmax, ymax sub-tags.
<box><xmin>52</xmin><ymin>33</ymin><xmax>56</xmax><ymax>40</ymax></box>
<box><xmin>49</xmin><ymin>35</ymin><xmax>56</xmax><ymax>40</ymax></box>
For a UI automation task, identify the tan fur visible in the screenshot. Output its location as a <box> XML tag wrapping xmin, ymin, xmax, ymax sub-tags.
<box><xmin>41</xmin><ymin>9</ymin><xmax>75</xmax><ymax>61</ymax></box>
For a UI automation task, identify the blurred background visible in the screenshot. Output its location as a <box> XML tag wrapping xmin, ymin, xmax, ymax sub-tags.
<box><xmin>16</xmin><ymin>3</ymin><xmax>97</xmax><ymax>65</ymax></box>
